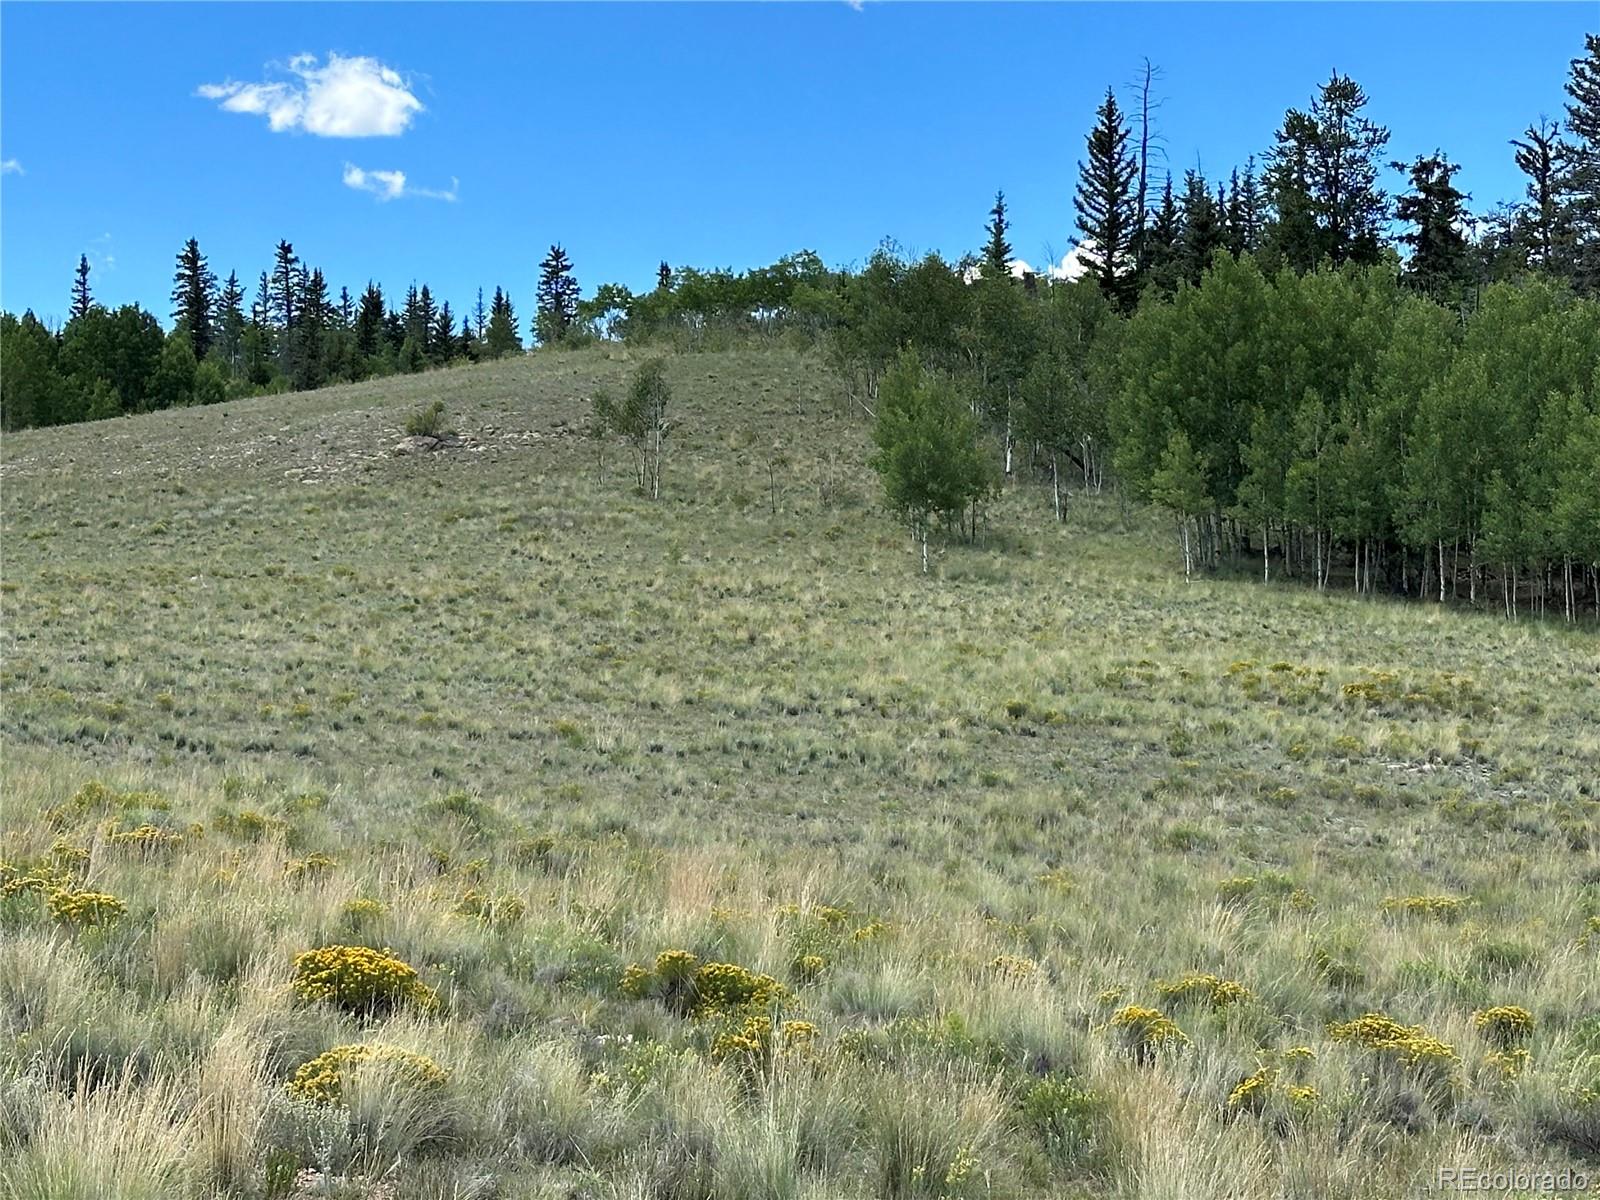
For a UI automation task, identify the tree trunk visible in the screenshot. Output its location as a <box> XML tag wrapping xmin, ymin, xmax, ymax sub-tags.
<box><xmin>921</xmin><ymin>526</ymin><xmax>929</xmax><ymax>575</ymax></box>
<box><xmin>1051</xmin><ymin>453</ymin><xmax>1061</xmax><ymax>522</ymax></box>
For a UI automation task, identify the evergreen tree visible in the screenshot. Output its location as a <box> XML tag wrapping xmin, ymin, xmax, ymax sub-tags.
<box><xmin>355</xmin><ymin>283</ymin><xmax>385</xmax><ymax>360</ymax></box>
<box><xmin>433</xmin><ymin>301</ymin><xmax>456</xmax><ymax>364</ymax></box>
<box><xmin>473</xmin><ymin>287</ymin><xmax>487</xmax><ymax>339</ymax></box>
<box><xmin>70</xmin><ymin>255</ymin><xmax>93</xmax><ymax>322</ymax></box>
<box><xmin>485</xmin><ymin>286</ymin><xmax>522</xmax><ymax>358</ymax></box>
<box><xmin>1562</xmin><ymin>33</ymin><xmax>1600</xmax><ymax>293</ymax></box>
<box><xmin>269</xmin><ymin>241</ymin><xmax>299</xmax><ymax>332</ymax></box>
<box><xmin>416</xmin><ymin>285</ymin><xmax>438</xmax><ymax>358</ymax></box>
<box><xmin>1141</xmin><ymin>174</ymin><xmax>1183</xmax><ymax>297</ymax></box>
<box><xmin>149</xmin><ymin>331</ymin><xmax>198</xmax><ymax>410</ymax></box>
<box><xmin>1510</xmin><ymin>118</ymin><xmax>1571</xmax><ymax>274</ymax></box>
<box><xmin>657</xmin><ymin>261</ymin><xmax>673</xmax><ymax>291</ymax></box>
<box><xmin>217</xmin><ymin>271</ymin><xmax>247</xmax><ymax>374</ymax></box>
<box><xmin>1178</xmin><ymin>169</ymin><xmax>1225</xmax><ymax>284</ymax></box>
<box><xmin>170</xmin><ymin>238</ymin><xmax>217</xmax><ymax>360</ymax></box>
<box><xmin>536</xmin><ymin>244</ymin><xmax>580</xmax><ymax>343</ymax></box>
<box><xmin>1074</xmin><ymin>88</ymin><xmax>1139</xmax><ymax>309</ymax></box>
<box><xmin>1394</xmin><ymin>152</ymin><xmax>1473</xmax><ymax>299</ymax></box>
<box><xmin>1267</xmin><ymin>72</ymin><xmax>1390</xmax><ymax>268</ymax></box>
<box><xmin>982</xmin><ymin>190</ymin><xmax>1014</xmax><ymax>281</ymax></box>
<box><xmin>294</xmin><ymin>268</ymin><xmax>330</xmax><ymax>390</ymax></box>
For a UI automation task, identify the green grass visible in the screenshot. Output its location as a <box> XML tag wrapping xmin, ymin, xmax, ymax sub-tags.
<box><xmin>2</xmin><ymin>343</ymin><xmax>1598</xmax><ymax>1199</ymax></box>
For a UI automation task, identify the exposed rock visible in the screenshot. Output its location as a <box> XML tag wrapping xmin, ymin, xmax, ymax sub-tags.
<box><xmin>394</xmin><ymin>435</ymin><xmax>440</xmax><ymax>455</ymax></box>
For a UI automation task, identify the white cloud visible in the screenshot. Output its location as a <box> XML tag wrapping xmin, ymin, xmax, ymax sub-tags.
<box><xmin>1048</xmin><ymin>242</ymin><xmax>1096</xmax><ymax>282</ymax></box>
<box><xmin>199</xmin><ymin>53</ymin><xmax>422</xmax><ymax>137</ymax></box>
<box><xmin>343</xmin><ymin>163</ymin><xmax>457</xmax><ymax>202</ymax></box>
<box><xmin>1</xmin><ymin>159</ymin><xmax>23</xmax><ymax>175</ymax></box>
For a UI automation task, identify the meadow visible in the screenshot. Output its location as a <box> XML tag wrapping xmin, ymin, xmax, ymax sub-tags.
<box><xmin>1</xmin><ymin>343</ymin><xmax>1597</xmax><ymax>1199</ymax></box>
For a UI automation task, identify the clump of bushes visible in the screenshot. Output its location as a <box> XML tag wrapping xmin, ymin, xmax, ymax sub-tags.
<box><xmin>286</xmin><ymin>1043</ymin><xmax>447</xmax><ymax>1105</ymax></box>
<box><xmin>1328</xmin><ymin>1012</ymin><xmax>1458</xmax><ymax>1075</ymax></box>
<box><xmin>291</xmin><ymin>945</ymin><xmax>440</xmax><ymax>1015</ymax></box>
<box><xmin>284</xmin><ymin>852</ymin><xmax>336</xmax><ymax>882</ymax></box>
<box><xmin>453</xmin><ymin>887</ymin><xmax>526</xmax><ymax>926</ymax></box>
<box><xmin>46</xmin><ymin>887</ymin><xmax>126</xmax><ymax>928</ymax></box>
<box><xmin>1473</xmin><ymin>1005</ymin><xmax>1534</xmax><ymax>1049</ymax></box>
<box><xmin>1109</xmin><ymin>1005</ymin><xmax>1189</xmax><ymax>1062</ymax></box>
<box><xmin>620</xmin><ymin>949</ymin><xmax>787</xmax><ymax>1018</ymax></box>
<box><xmin>1155</xmin><ymin>971</ymin><xmax>1252</xmax><ymax>1009</ymax></box>
<box><xmin>709</xmin><ymin>1014</ymin><xmax>818</xmax><ymax>1072</ymax></box>
<box><xmin>106</xmin><ymin>824</ymin><xmax>184</xmax><ymax>854</ymax></box>
<box><xmin>1381</xmin><ymin>894</ymin><xmax>1468</xmax><ymax>921</ymax></box>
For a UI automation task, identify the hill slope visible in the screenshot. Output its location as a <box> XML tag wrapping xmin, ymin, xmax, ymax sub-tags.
<box><xmin>2</xmin><ymin>345</ymin><xmax>1597</xmax><ymax>1199</ymax></box>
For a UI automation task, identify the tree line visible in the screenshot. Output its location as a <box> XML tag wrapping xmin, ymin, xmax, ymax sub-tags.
<box><xmin>1</xmin><ymin>242</ymin><xmax>584</xmax><ymax>430</ymax></box>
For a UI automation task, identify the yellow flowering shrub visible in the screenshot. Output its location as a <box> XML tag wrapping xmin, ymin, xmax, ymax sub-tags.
<box><xmin>1486</xmin><ymin>1048</ymin><xmax>1531</xmax><ymax>1080</ymax></box>
<box><xmin>709</xmin><ymin>1015</ymin><xmax>818</xmax><ymax>1071</ymax></box>
<box><xmin>1156</xmin><ymin>972</ymin><xmax>1252</xmax><ymax>1009</ymax></box>
<box><xmin>284</xmin><ymin>853</ymin><xmax>337</xmax><ymax>882</ymax></box>
<box><xmin>341</xmin><ymin>898</ymin><xmax>386</xmax><ymax>926</ymax></box>
<box><xmin>285</xmin><ymin>1043</ymin><xmax>446</xmax><ymax>1105</ymax></box>
<box><xmin>619</xmin><ymin>950</ymin><xmax>788</xmax><ymax>1018</ymax></box>
<box><xmin>1227</xmin><ymin>1067</ymin><xmax>1276</xmax><ymax>1111</ymax></box>
<box><xmin>106</xmin><ymin>824</ymin><xmax>183</xmax><ymax>854</ymax></box>
<box><xmin>46</xmin><ymin>887</ymin><xmax>126</xmax><ymax>928</ymax></box>
<box><xmin>290</xmin><ymin>945</ymin><xmax>440</xmax><ymax>1015</ymax></box>
<box><xmin>1381</xmin><ymin>894</ymin><xmax>1468</xmax><ymax>921</ymax></box>
<box><xmin>453</xmin><ymin>887</ymin><xmax>527</xmax><ymax>926</ymax></box>
<box><xmin>1329</xmin><ymin>1012</ymin><xmax>1458</xmax><ymax>1075</ymax></box>
<box><xmin>989</xmin><ymin>955</ymin><xmax>1039</xmax><ymax>980</ymax></box>
<box><xmin>1109</xmin><ymin>1005</ymin><xmax>1189</xmax><ymax>1062</ymax></box>
<box><xmin>1473</xmin><ymin>1005</ymin><xmax>1533</xmax><ymax>1049</ymax></box>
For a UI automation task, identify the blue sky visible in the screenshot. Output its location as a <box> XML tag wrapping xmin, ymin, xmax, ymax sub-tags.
<box><xmin>1</xmin><ymin>3</ymin><xmax>1591</xmax><ymax>326</ymax></box>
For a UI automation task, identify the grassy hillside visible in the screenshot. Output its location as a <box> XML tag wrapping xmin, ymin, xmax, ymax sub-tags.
<box><xmin>1</xmin><ymin>344</ymin><xmax>1597</xmax><ymax>1200</ymax></box>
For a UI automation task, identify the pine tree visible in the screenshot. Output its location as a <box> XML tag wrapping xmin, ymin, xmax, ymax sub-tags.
<box><xmin>485</xmin><ymin>286</ymin><xmax>522</xmax><ymax>358</ymax></box>
<box><xmin>336</xmin><ymin>286</ymin><xmax>354</xmax><ymax>330</ymax></box>
<box><xmin>1141</xmin><ymin>174</ymin><xmax>1183</xmax><ymax>297</ymax></box>
<box><xmin>1510</xmin><ymin>118</ymin><xmax>1571</xmax><ymax>273</ymax></box>
<box><xmin>1267</xmin><ymin>73</ymin><xmax>1390</xmax><ymax>268</ymax></box>
<box><xmin>416</xmin><ymin>285</ymin><xmax>438</xmax><ymax>358</ymax></box>
<box><xmin>657</xmin><ymin>261</ymin><xmax>672</xmax><ymax>291</ymax></box>
<box><xmin>1074</xmin><ymin>88</ymin><xmax>1139</xmax><ymax>309</ymax></box>
<box><xmin>536</xmin><ymin>244</ymin><xmax>580</xmax><ymax>343</ymax></box>
<box><xmin>1177</xmin><ymin>169</ymin><xmax>1224</xmax><ymax>285</ymax></box>
<box><xmin>170</xmin><ymin>238</ymin><xmax>218</xmax><ymax>360</ymax></box>
<box><xmin>295</xmin><ymin>267</ymin><xmax>329</xmax><ymax>390</ymax></box>
<box><xmin>269</xmin><ymin>241</ymin><xmax>299</xmax><ymax>332</ymax></box>
<box><xmin>473</xmin><ymin>287</ymin><xmax>487</xmax><ymax>339</ymax></box>
<box><xmin>1563</xmin><ymin>33</ymin><xmax>1600</xmax><ymax>293</ymax></box>
<box><xmin>433</xmin><ymin>301</ymin><xmax>456</xmax><ymax>364</ymax></box>
<box><xmin>982</xmin><ymin>190</ymin><xmax>1014</xmax><ymax>281</ymax></box>
<box><xmin>70</xmin><ymin>255</ymin><xmax>93</xmax><ymax>322</ymax></box>
<box><xmin>355</xmin><ymin>283</ymin><xmax>385</xmax><ymax>360</ymax></box>
<box><xmin>217</xmin><ymin>271</ymin><xmax>247</xmax><ymax>373</ymax></box>
<box><xmin>1394</xmin><ymin>152</ymin><xmax>1473</xmax><ymax>299</ymax></box>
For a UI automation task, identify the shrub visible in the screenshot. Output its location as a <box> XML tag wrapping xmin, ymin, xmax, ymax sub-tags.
<box><xmin>1155</xmin><ymin>971</ymin><xmax>1252</xmax><ymax>1009</ymax></box>
<box><xmin>1109</xmin><ymin>1005</ymin><xmax>1189</xmax><ymax>1062</ymax></box>
<box><xmin>285</xmin><ymin>1043</ymin><xmax>447</xmax><ymax>1105</ymax></box>
<box><xmin>1328</xmin><ymin>1012</ymin><xmax>1458</xmax><ymax>1076</ymax></box>
<box><xmin>290</xmin><ymin>945</ymin><xmax>440</xmax><ymax>1015</ymax></box>
<box><xmin>46</xmin><ymin>887</ymin><xmax>125</xmax><ymax>928</ymax></box>
<box><xmin>1381</xmin><ymin>894</ymin><xmax>1468</xmax><ymax>921</ymax></box>
<box><xmin>708</xmin><ymin>1015</ymin><xmax>818</xmax><ymax>1072</ymax></box>
<box><xmin>620</xmin><ymin>949</ymin><xmax>788</xmax><ymax>1018</ymax></box>
<box><xmin>405</xmin><ymin>400</ymin><xmax>448</xmax><ymax>438</ymax></box>
<box><xmin>284</xmin><ymin>852</ymin><xmax>336</xmax><ymax>882</ymax></box>
<box><xmin>1017</xmin><ymin>1075</ymin><xmax>1105</xmax><ymax>1168</ymax></box>
<box><xmin>1473</xmin><ymin>1005</ymin><xmax>1534</xmax><ymax>1049</ymax></box>
<box><xmin>106</xmin><ymin>824</ymin><xmax>183</xmax><ymax>854</ymax></box>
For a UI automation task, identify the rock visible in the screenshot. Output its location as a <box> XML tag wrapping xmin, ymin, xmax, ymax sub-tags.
<box><xmin>394</xmin><ymin>435</ymin><xmax>440</xmax><ymax>455</ymax></box>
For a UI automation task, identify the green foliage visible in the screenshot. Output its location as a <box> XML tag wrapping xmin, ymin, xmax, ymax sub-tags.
<box><xmin>870</xmin><ymin>352</ymin><xmax>996</xmax><ymax>569</ymax></box>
